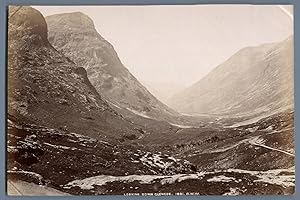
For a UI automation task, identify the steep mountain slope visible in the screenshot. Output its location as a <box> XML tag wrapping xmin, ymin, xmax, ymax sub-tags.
<box><xmin>168</xmin><ymin>37</ymin><xmax>294</xmax><ymax>115</ymax></box>
<box><xmin>7</xmin><ymin>6</ymin><xmax>143</xmax><ymax>141</ymax></box>
<box><xmin>45</xmin><ymin>12</ymin><xmax>177</xmax><ymax>119</ymax></box>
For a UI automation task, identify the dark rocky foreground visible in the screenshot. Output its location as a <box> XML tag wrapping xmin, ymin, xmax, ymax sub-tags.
<box><xmin>7</xmin><ymin>118</ymin><xmax>196</xmax><ymax>195</ymax></box>
<box><xmin>7</xmin><ymin>110</ymin><xmax>295</xmax><ymax>195</ymax></box>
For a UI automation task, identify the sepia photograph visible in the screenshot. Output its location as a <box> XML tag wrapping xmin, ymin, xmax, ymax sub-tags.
<box><xmin>7</xmin><ymin>4</ymin><xmax>294</xmax><ymax>196</ymax></box>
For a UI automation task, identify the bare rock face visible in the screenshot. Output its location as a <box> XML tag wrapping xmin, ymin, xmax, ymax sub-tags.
<box><xmin>168</xmin><ymin>37</ymin><xmax>294</xmax><ymax>116</ymax></box>
<box><xmin>8</xmin><ymin>6</ymin><xmax>48</xmax><ymax>45</ymax></box>
<box><xmin>7</xmin><ymin>6</ymin><xmax>140</xmax><ymax>140</ymax></box>
<box><xmin>45</xmin><ymin>12</ymin><xmax>177</xmax><ymax>120</ymax></box>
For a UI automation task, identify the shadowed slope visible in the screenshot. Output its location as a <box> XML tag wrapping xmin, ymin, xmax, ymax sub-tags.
<box><xmin>8</xmin><ymin>6</ymin><xmax>142</xmax><ymax>141</ymax></box>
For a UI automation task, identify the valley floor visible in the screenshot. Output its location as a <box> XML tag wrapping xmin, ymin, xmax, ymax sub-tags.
<box><xmin>6</xmin><ymin>110</ymin><xmax>295</xmax><ymax>196</ymax></box>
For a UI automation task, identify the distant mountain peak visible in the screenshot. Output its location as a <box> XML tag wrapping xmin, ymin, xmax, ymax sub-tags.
<box><xmin>168</xmin><ymin>36</ymin><xmax>294</xmax><ymax>116</ymax></box>
<box><xmin>46</xmin><ymin>12</ymin><xmax>178</xmax><ymax>120</ymax></box>
<box><xmin>46</xmin><ymin>11</ymin><xmax>96</xmax><ymax>30</ymax></box>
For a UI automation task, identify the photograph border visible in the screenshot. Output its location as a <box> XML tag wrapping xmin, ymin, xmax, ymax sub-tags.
<box><xmin>0</xmin><ymin>0</ymin><xmax>298</xmax><ymax>199</ymax></box>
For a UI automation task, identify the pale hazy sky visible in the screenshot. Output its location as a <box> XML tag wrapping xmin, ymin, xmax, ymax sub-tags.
<box><xmin>34</xmin><ymin>5</ymin><xmax>293</xmax><ymax>91</ymax></box>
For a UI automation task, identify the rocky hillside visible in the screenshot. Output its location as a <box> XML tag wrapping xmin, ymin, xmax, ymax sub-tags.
<box><xmin>7</xmin><ymin>6</ymin><xmax>143</xmax><ymax>141</ymax></box>
<box><xmin>7</xmin><ymin>113</ymin><xmax>294</xmax><ymax>195</ymax></box>
<box><xmin>168</xmin><ymin>37</ymin><xmax>294</xmax><ymax>116</ymax></box>
<box><xmin>45</xmin><ymin>12</ymin><xmax>177</xmax><ymax>120</ymax></box>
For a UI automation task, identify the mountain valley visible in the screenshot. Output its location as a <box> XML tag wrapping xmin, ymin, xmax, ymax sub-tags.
<box><xmin>7</xmin><ymin>6</ymin><xmax>295</xmax><ymax>196</ymax></box>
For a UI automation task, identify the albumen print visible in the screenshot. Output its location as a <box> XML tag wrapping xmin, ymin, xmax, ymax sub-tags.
<box><xmin>7</xmin><ymin>5</ymin><xmax>294</xmax><ymax>195</ymax></box>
